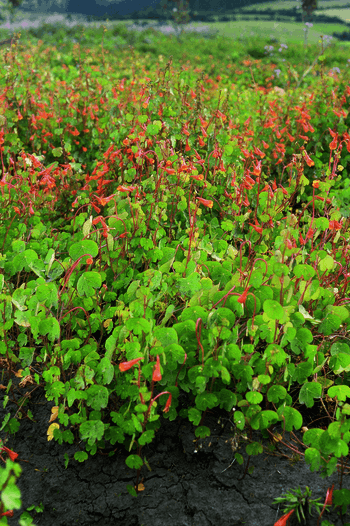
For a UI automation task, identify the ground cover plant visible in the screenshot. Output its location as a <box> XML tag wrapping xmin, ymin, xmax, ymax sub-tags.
<box><xmin>1</xmin><ymin>5</ymin><xmax>350</xmax><ymax>525</ymax></box>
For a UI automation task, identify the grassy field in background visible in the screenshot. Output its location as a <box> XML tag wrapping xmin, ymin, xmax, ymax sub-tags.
<box><xmin>1</xmin><ymin>0</ymin><xmax>350</xmax><ymax>50</ymax></box>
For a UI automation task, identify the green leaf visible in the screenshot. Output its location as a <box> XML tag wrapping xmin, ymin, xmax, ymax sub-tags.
<box><xmin>153</xmin><ymin>326</ymin><xmax>178</xmax><ymax>346</ymax></box>
<box><xmin>131</xmin><ymin>413</ymin><xmax>143</xmax><ymax>433</ymax></box>
<box><xmin>299</xmin><ymin>381</ymin><xmax>322</xmax><ymax>408</ymax></box>
<box><xmin>86</xmin><ymin>384</ymin><xmax>109</xmax><ymax>410</ymax></box>
<box><xmin>293</xmin><ymin>361</ymin><xmax>313</xmax><ymax>383</ymax></box>
<box><xmin>226</xmin><ymin>344</ymin><xmax>241</xmax><ymax>364</ymax></box>
<box><xmin>329</xmin><ymin>353</ymin><xmax>350</xmax><ymax>374</ymax></box>
<box><xmin>293</xmin><ymin>264</ymin><xmax>315</xmax><ymax>280</ymax></box>
<box><xmin>209</xmin><ymin>307</ymin><xmax>235</xmax><ymax>328</ymax></box>
<box><xmin>319</xmin><ymin>314</ymin><xmax>342</xmax><ymax>336</ymax></box>
<box><xmin>314</xmin><ymin>217</ymin><xmax>329</xmax><ymax>230</ymax></box>
<box><xmin>74</xmin><ymin>450</ymin><xmax>88</xmax><ymax>462</ymax></box>
<box><xmin>52</xmin><ymin>147</ymin><xmax>63</xmax><ymax>157</ymax></box>
<box><xmin>176</xmin><ymin>273</ymin><xmax>202</xmax><ymax>297</ymax></box>
<box><xmin>303</xmin><ymin>428</ymin><xmax>325</xmax><ymax>449</ymax></box>
<box><xmin>1</xmin><ymin>475</ymin><xmax>21</xmax><ymax>510</ymax></box>
<box><xmin>250</xmin><ymin>410</ymin><xmax>279</xmax><ymax>431</ymax></box>
<box><xmin>267</xmin><ymin>385</ymin><xmax>287</xmax><ymax>403</ymax></box>
<box><xmin>318</xmin><ymin>254</ymin><xmax>334</xmax><ymax>272</ymax></box>
<box><xmin>195</xmin><ymin>426</ymin><xmax>211</xmax><ymax>439</ymax></box>
<box><xmin>138</xmin><ymin>430</ymin><xmax>155</xmax><ymax>446</ymax></box>
<box><xmin>125</xmin><ymin>454</ymin><xmax>143</xmax><ymax>469</ymax></box>
<box><xmin>195</xmin><ymin>392</ymin><xmax>218</xmax><ymax>411</ymax></box>
<box><xmin>326</xmin><ymin>305</ymin><xmax>350</xmax><ymax>322</ymax></box>
<box><xmin>179</xmin><ymin>306</ymin><xmax>209</xmax><ymax>324</ymax></box>
<box><xmin>38</xmin><ymin>317</ymin><xmax>60</xmax><ymax>341</ymax></box>
<box><xmin>304</xmin><ymin>448</ymin><xmax>321</xmax><ymax>471</ymax></box>
<box><xmin>79</xmin><ymin>420</ymin><xmax>105</xmax><ymax>446</ymax></box>
<box><xmin>246</xmin><ymin>391</ymin><xmax>263</xmax><ymax>404</ymax></box>
<box><xmin>333</xmin><ymin>489</ymin><xmax>350</xmax><ymax>512</ymax></box>
<box><xmin>77</xmin><ymin>272</ymin><xmax>102</xmax><ymax>298</ymax></box>
<box><xmin>69</xmin><ymin>240</ymin><xmax>99</xmax><ymax>263</ymax></box>
<box><xmin>126</xmin><ymin>317</ymin><xmax>151</xmax><ymax>336</ymax></box>
<box><xmin>234</xmin><ymin>411</ymin><xmax>245</xmax><ymax>430</ymax></box>
<box><xmin>277</xmin><ymin>406</ymin><xmax>302</xmax><ymax>431</ymax></box>
<box><xmin>218</xmin><ymin>389</ymin><xmax>237</xmax><ymax>411</ymax></box>
<box><xmin>319</xmin><ymin>431</ymin><xmax>349</xmax><ymax>457</ymax></box>
<box><xmin>328</xmin><ymin>385</ymin><xmax>350</xmax><ymax>402</ymax></box>
<box><xmin>188</xmin><ymin>407</ymin><xmax>202</xmax><ymax>426</ymax></box>
<box><xmin>246</xmin><ymin>441</ymin><xmax>263</xmax><ymax>456</ymax></box>
<box><xmin>263</xmin><ymin>299</ymin><xmax>284</xmax><ymax>321</ymax></box>
<box><xmin>263</xmin><ymin>344</ymin><xmax>287</xmax><ymax>366</ymax></box>
<box><xmin>249</xmin><ymin>270</ymin><xmax>263</xmax><ymax>288</ymax></box>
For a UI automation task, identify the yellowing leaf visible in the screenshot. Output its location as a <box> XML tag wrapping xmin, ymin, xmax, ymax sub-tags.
<box><xmin>49</xmin><ymin>406</ymin><xmax>59</xmax><ymax>423</ymax></box>
<box><xmin>14</xmin><ymin>369</ymin><xmax>24</xmax><ymax>378</ymax></box>
<box><xmin>47</xmin><ymin>423</ymin><xmax>60</xmax><ymax>441</ymax></box>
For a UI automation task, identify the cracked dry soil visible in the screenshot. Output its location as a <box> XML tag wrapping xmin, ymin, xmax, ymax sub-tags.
<box><xmin>1</xmin><ymin>374</ymin><xmax>349</xmax><ymax>526</ymax></box>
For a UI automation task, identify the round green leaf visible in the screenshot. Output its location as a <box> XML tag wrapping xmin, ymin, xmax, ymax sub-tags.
<box><xmin>299</xmin><ymin>381</ymin><xmax>322</xmax><ymax>408</ymax></box>
<box><xmin>277</xmin><ymin>406</ymin><xmax>302</xmax><ymax>431</ymax></box>
<box><xmin>246</xmin><ymin>391</ymin><xmax>263</xmax><ymax>404</ymax></box>
<box><xmin>328</xmin><ymin>385</ymin><xmax>350</xmax><ymax>402</ymax></box>
<box><xmin>263</xmin><ymin>299</ymin><xmax>284</xmax><ymax>321</ymax></box>
<box><xmin>125</xmin><ymin>454</ymin><xmax>144</xmax><ymax>469</ymax></box>
<box><xmin>267</xmin><ymin>385</ymin><xmax>287</xmax><ymax>403</ymax></box>
<box><xmin>69</xmin><ymin>240</ymin><xmax>99</xmax><ymax>263</ymax></box>
<box><xmin>77</xmin><ymin>272</ymin><xmax>102</xmax><ymax>297</ymax></box>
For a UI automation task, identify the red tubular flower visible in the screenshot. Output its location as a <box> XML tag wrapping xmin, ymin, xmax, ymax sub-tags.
<box><xmin>197</xmin><ymin>197</ymin><xmax>213</xmax><ymax>208</ymax></box>
<box><xmin>237</xmin><ymin>287</ymin><xmax>250</xmax><ymax>305</ymax></box>
<box><xmin>249</xmin><ymin>220</ymin><xmax>263</xmax><ymax>234</ymax></box>
<box><xmin>119</xmin><ymin>357</ymin><xmax>144</xmax><ymax>372</ymax></box>
<box><xmin>324</xmin><ymin>484</ymin><xmax>334</xmax><ymax>506</ymax></box>
<box><xmin>0</xmin><ymin>510</ymin><xmax>14</xmax><ymax>518</ymax></box>
<box><xmin>318</xmin><ymin>484</ymin><xmax>334</xmax><ymax>523</ymax></box>
<box><xmin>152</xmin><ymin>355</ymin><xmax>162</xmax><ymax>382</ymax></box>
<box><xmin>117</xmin><ymin>185</ymin><xmax>136</xmax><ymax>192</ymax></box>
<box><xmin>302</xmin><ymin>149</ymin><xmax>314</xmax><ymax>167</ymax></box>
<box><xmin>329</xmin><ymin>220</ymin><xmax>342</xmax><ymax>231</ymax></box>
<box><xmin>274</xmin><ymin>509</ymin><xmax>295</xmax><ymax>526</ymax></box>
<box><xmin>1</xmin><ymin>446</ymin><xmax>18</xmax><ymax>461</ymax></box>
<box><xmin>191</xmin><ymin>174</ymin><xmax>204</xmax><ymax>181</ymax></box>
<box><xmin>163</xmin><ymin>394</ymin><xmax>172</xmax><ymax>413</ymax></box>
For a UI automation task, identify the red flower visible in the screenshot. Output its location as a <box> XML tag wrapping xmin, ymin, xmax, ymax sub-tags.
<box><xmin>197</xmin><ymin>197</ymin><xmax>213</xmax><ymax>208</ymax></box>
<box><xmin>119</xmin><ymin>357</ymin><xmax>144</xmax><ymax>372</ymax></box>
<box><xmin>152</xmin><ymin>355</ymin><xmax>162</xmax><ymax>382</ymax></box>
<box><xmin>0</xmin><ymin>510</ymin><xmax>14</xmax><ymax>517</ymax></box>
<box><xmin>324</xmin><ymin>484</ymin><xmax>334</xmax><ymax>506</ymax></box>
<box><xmin>1</xmin><ymin>446</ymin><xmax>18</xmax><ymax>461</ymax></box>
<box><xmin>274</xmin><ymin>509</ymin><xmax>294</xmax><ymax>526</ymax></box>
<box><xmin>237</xmin><ymin>287</ymin><xmax>250</xmax><ymax>305</ymax></box>
<box><xmin>318</xmin><ymin>484</ymin><xmax>334</xmax><ymax>522</ymax></box>
<box><xmin>329</xmin><ymin>220</ymin><xmax>342</xmax><ymax>231</ymax></box>
<box><xmin>163</xmin><ymin>394</ymin><xmax>172</xmax><ymax>413</ymax></box>
<box><xmin>117</xmin><ymin>185</ymin><xmax>136</xmax><ymax>192</ymax></box>
<box><xmin>302</xmin><ymin>149</ymin><xmax>314</xmax><ymax>167</ymax></box>
<box><xmin>249</xmin><ymin>220</ymin><xmax>263</xmax><ymax>234</ymax></box>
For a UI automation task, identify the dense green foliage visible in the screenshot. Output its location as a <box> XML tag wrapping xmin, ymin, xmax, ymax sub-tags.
<box><xmin>1</xmin><ymin>14</ymin><xmax>350</xmax><ymax>525</ymax></box>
